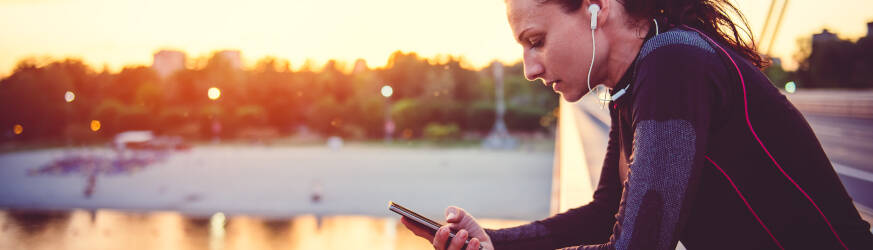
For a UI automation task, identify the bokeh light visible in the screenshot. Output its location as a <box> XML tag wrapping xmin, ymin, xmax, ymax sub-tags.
<box><xmin>785</xmin><ymin>81</ymin><xmax>797</xmax><ymax>93</ymax></box>
<box><xmin>208</xmin><ymin>87</ymin><xmax>222</xmax><ymax>101</ymax></box>
<box><xmin>210</xmin><ymin>212</ymin><xmax>226</xmax><ymax>231</ymax></box>
<box><xmin>209</xmin><ymin>212</ymin><xmax>226</xmax><ymax>250</ymax></box>
<box><xmin>13</xmin><ymin>124</ymin><xmax>23</xmax><ymax>135</ymax></box>
<box><xmin>381</xmin><ymin>85</ymin><xmax>393</xmax><ymax>98</ymax></box>
<box><xmin>90</xmin><ymin>120</ymin><xmax>101</xmax><ymax>132</ymax></box>
<box><xmin>64</xmin><ymin>91</ymin><xmax>76</xmax><ymax>103</ymax></box>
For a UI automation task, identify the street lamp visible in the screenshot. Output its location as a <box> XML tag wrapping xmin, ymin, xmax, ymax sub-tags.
<box><xmin>65</xmin><ymin>91</ymin><xmax>76</xmax><ymax>103</ymax></box>
<box><xmin>483</xmin><ymin>61</ymin><xmax>517</xmax><ymax>149</ymax></box>
<box><xmin>381</xmin><ymin>85</ymin><xmax>395</xmax><ymax>142</ymax></box>
<box><xmin>785</xmin><ymin>81</ymin><xmax>797</xmax><ymax>94</ymax></box>
<box><xmin>208</xmin><ymin>87</ymin><xmax>222</xmax><ymax>100</ymax></box>
<box><xmin>13</xmin><ymin>124</ymin><xmax>23</xmax><ymax>135</ymax></box>
<box><xmin>90</xmin><ymin>120</ymin><xmax>101</xmax><ymax>132</ymax></box>
<box><xmin>64</xmin><ymin>90</ymin><xmax>75</xmax><ymax>146</ymax></box>
<box><xmin>208</xmin><ymin>87</ymin><xmax>222</xmax><ymax>143</ymax></box>
<box><xmin>381</xmin><ymin>85</ymin><xmax>393</xmax><ymax>98</ymax></box>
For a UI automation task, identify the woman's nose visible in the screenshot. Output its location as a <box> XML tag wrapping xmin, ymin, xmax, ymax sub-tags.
<box><xmin>523</xmin><ymin>54</ymin><xmax>544</xmax><ymax>81</ymax></box>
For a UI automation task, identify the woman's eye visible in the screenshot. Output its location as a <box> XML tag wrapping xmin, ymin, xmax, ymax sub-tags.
<box><xmin>529</xmin><ymin>37</ymin><xmax>543</xmax><ymax>48</ymax></box>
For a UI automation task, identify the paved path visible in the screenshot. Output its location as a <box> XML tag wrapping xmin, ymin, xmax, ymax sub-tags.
<box><xmin>0</xmin><ymin>145</ymin><xmax>554</xmax><ymax>221</ymax></box>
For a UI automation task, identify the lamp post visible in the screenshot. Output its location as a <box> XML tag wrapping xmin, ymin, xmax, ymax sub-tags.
<box><xmin>381</xmin><ymin>85</ymin><xmax>395</xmax><ymax>142</ymax></box>
<box><xmin>64</xmin><ymin>90</ymin><xmax>76</xmax><ymax>148</ymax></box>
<box><xmin>208</xmin><ymin>87</ymin><xmax>222</xmax><ymax>144</ymax></box>
<box><xmin>483</xmin><ymin>62</ymin><xmax>517</xmax><ymax>149</ymax></box>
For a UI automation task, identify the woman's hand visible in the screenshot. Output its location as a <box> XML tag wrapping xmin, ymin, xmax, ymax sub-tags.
<box><xmin>400</xmin><ymin>206</ymin><xmax>494</xmax><ymax>250</ymax></box>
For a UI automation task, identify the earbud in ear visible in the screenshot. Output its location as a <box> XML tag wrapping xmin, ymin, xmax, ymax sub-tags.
<box><xmin>588</xmin><ymin>4</ymin><xmax>601</xmax><ymax>30</ymax></box>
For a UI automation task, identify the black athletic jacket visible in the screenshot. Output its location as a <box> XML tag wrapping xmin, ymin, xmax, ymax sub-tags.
<box><xmin>485</xmin><ymin>27</ymin><xmax>873</xmax><ymax>249</ymax></box>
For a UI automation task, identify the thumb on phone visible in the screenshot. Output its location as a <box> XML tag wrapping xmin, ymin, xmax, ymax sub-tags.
<box><xmin>444</xmin><ymin>206</ymin><xmax>493</xmax><ymax>250</ymax></box>
<box><xmin>446</xmin><ymin>206</ymin><xmax>465</xmax><ymax>223</ymax></box>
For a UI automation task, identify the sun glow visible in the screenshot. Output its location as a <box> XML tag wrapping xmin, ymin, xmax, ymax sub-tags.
<box><xmin>0</xmin><ymin>0</ymin><xmax>871</xmax><ymax>75</ymax></box>
<box><xmin>0</xmin><ymin>0</ymin><xmax>519</xmax><ymax>74</ymax></box>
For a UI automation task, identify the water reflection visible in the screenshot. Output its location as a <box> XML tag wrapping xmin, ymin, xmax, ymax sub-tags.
<box><xmin>210</xmin><ymin>212</ymin><xmax>225</xmax><ymax>250</ymax></box>
<box><xmin>0</xmin><ymin>209</ymin><xmax>526</xmax><ymax>250</ymax></box>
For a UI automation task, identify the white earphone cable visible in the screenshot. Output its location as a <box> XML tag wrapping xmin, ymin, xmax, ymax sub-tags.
<box><xmin>587</xmin><ymin>18</ymin><xmax>660</xmax><ymax>103</ymax></box>
<box><xmin>586</xmin><ymin>28</ymin><xmax>597</xmax><ymax>97</ymax></box>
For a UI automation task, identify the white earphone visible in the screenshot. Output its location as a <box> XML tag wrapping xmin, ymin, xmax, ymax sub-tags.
<box><xmin>586</xmin><ymin>3</ymin><xmax>658</xmax><ymax>102</ymax></box>
<box><xmin>588</xmin><ymin>4</ymin><xmax>600</xmax><ymax>30</ymax></box>
<box><xmin>587</xmin><ymin>4</ymin><xmax>619</xmax><ymax>102</ymax></box>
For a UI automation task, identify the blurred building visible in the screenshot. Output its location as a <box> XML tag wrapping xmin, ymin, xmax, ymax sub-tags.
<box><xmin>152</xmin><ymin>50</ymin><xmax>186</xmax><ymax>78</ymax></box>
<box><xmin>812</xmin><ymin>29</ymin><xmax>838</xmax><ymax>44</ymax></box>
<box><xmin>803</xmin><ymin>23</ymin><xmax>873</xmax><ymax>89</ymax></box>
<box><xmin>867</xmin><ymin>22</ymin><xmax>872</xmax><ymax>38</ymax></box>
<box><xmin>860</xmin><ymin>22</ymin><xmax>873</xmax><ymax>49</ymax></box>
<box><xmin>216</xmin><ymin>50</ymin><xmax>242</xmax><ymax>70</ymax></box>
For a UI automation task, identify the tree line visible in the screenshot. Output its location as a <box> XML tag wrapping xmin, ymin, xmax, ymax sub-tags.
<box><xmin>0</xmin><ymin>51</ymin><xmax>559</xmax><ymax>144</ymax></box>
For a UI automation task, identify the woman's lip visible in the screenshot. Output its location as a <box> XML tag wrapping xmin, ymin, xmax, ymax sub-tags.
<box><xmin>542</xmin><ymin>79</ymin><xmax>554</xmax><ymax>87</ymax></box>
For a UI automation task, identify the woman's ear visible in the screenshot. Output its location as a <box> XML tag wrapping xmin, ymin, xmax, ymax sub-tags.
<box><xmin>586</xmin><ymin>0</ymin><xmax>610</xmax><ymax>30</ymax></box>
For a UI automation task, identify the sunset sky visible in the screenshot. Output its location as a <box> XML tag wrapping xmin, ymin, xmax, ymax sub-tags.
<box><xmin>0</xmin><ymin>0</ymin><xmax>871</xmax><ymax>76</ymax></box>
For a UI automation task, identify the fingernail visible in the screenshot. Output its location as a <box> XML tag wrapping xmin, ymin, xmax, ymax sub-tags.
<box><xmin>447</xmin><ymin>212</ymin><xmax>456</xmax><ymax>220</ymax></box>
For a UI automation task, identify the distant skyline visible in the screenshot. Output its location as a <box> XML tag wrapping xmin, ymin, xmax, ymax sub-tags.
<box><xmin>0</xmin><ymin>0</ymin><xmax>871</xmax><ymax>77</ymax></box>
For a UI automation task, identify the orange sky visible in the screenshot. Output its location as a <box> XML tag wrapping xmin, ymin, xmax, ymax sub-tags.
<box><xmin>0</xmin><ymin>0</ymin><xmax>871</xmax><ymax>76</ymax></box>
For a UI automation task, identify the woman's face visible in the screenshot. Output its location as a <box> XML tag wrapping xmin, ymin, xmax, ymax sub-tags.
<box><xmin>506</xmin><ymin>0</ymin><xmax>602</xmax><ymax>102</ymax></box>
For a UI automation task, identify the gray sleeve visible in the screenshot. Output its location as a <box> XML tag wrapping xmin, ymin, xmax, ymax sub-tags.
<box><xmin>614</xmin><ymin>120</ymin><xmax>698</xmax><ymax>249</ymax></box>
<box><xmin>558</xmin><ymin>119</ymin><xmax>703</xmax><ymax>250</ymax></box>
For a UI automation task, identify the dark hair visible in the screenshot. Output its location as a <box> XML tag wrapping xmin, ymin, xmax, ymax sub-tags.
<box><xmin>543</xmin><ymin>0</ymin><xmax>768</xmax><ymax>68</ymax></box>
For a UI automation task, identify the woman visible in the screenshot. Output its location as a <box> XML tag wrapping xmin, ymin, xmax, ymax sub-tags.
<box><xmin>402</xmin><ymin>0</ymin><xmax>873</xmax><ymax>249</ymax></box>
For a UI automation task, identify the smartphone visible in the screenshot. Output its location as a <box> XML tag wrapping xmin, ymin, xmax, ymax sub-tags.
<box><xmin>388</xmin><ymin>201</ymin><xmax>482</xmax><ymax>249</ymax></box>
